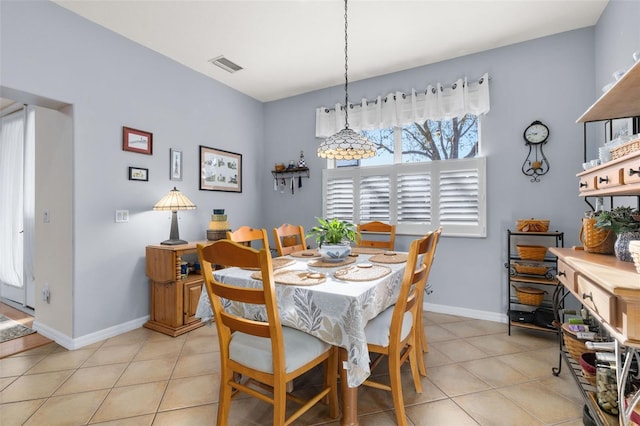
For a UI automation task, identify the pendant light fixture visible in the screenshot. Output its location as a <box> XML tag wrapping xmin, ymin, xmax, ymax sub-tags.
<box><xmin>317</xmin><ymin>0</ymin><xmax>377</xmax><ymax>160</ymax></box>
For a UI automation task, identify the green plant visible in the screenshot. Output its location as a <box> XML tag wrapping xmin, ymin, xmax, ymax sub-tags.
<box><xmin>595</xmin><ymin>206</ymin><xmax>640</xmax><ymax>234</ymax></box>
<box><xmin>307</xmin><ymin>217</ymin><xmax>356</xmax><ymax>246</ymax></box>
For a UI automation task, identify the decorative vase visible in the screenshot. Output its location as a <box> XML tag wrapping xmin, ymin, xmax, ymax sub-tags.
<box><xmin>614</xmin><ymin>231</ymin><xmax>640</xmax><ymax>262</ymax></box>
<box><xmin>318</xmin><ymin>243</ymin><xmax>351</xmax><ymax>262</ymax></box>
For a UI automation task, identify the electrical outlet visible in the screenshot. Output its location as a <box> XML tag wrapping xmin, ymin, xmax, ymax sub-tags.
<box><xmin>115</xmin><ymin>210</ymin><xmax>129</xmax><ymax>223</ymax></box>
<box><xmin>42</xmin><ymin>283</ymin><xmax>50</xmax><ymax>303</ymax></box>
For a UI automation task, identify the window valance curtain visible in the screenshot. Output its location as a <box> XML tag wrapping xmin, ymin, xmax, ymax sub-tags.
<box><xmin>315</xmin><ymin>73</ymin><xmax>490</xmax><ymax>138</ymax></box>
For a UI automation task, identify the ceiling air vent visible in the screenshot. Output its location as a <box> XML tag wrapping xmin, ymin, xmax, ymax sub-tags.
<box><xmin>209</xmin><ymin>56</ymin><xmax>243</xmax><ymax>73</ymax></box>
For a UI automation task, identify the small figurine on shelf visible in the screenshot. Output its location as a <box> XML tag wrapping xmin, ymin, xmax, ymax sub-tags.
<box><xmin>298</xmin><ymin>150</ymin><xmax>307</xmax><ymax>168</ymax></box>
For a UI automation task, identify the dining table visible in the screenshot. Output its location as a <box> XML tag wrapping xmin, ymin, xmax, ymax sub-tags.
<box><xmin>195</xmin><ymin>246</ymin><xmax>409</xmax><ymax>426</ymax></box>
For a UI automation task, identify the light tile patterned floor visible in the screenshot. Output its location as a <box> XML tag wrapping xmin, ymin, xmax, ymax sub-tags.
<box><xmin>0</xmin><ymin>313</ymin><xmax>584</xmax><ymax>425</ymax></box>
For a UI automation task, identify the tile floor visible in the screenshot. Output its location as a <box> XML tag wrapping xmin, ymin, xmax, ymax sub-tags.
<box><xmin>0</xmin><ymin>312</ymin><xmax>585</xmax><ymax>425</ymax></box>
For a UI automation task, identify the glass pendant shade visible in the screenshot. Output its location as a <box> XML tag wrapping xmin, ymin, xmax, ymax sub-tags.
<box><xmin>317</xmin><ymin>128</ymin><xmax>377</xmax><ymax>160</ymax></box>
<box><xmin>317</xmin><ymin>0</ymin><xmax>377</xmax><ymax>161</ymax></box>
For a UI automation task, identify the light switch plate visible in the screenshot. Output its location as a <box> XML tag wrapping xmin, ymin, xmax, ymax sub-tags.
<box><xmin>115</xmin><ymin>210</ymin><xmax>129</xmax><ymax>223</ymax></box>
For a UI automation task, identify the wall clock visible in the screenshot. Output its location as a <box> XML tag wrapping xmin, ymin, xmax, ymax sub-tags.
<box><xmin>522</xmin><ymin>120</ymin><xmax>550</xmax><ymax>182</ymax></box>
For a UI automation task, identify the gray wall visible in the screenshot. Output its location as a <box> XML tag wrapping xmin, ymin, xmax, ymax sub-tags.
<box><xmin>1</xmin><ymin>0</ymin><xmax>264</xmax><ymax>344</ymax></box>
<box><xmin>262</xmin><ymin>29</ymin><xmax>593</xmax><ymax>319</ymax></box>
<box><xmin>1</xmin><ymin>0</ymin><xmax>638</xmax><ymax>344</ymax></box>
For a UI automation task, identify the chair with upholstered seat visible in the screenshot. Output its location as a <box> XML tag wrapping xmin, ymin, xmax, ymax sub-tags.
<box><xmin>272</xmin><ymin>224</ymin><xmax>307</xmax><ymax>256</ymax></box>
<box><xmin>197</xmin><ymin>240</ymin><xmax>339</xmax><ymax>426</ymax></box>
<box><xmin>227</xmin><ymin>226</ymin><xmax>270</xmax><ymax>251</ymax></box>
<box><xmin>361</xmin><ymin>234</ymin><xmax>432</xmax><ymax>426</ymax></box>
<box><xmin>414</xmin><ymin>227</ymin><xmax>442</xmax><ymax>377</ymax></box>
<box><xmin>356</xmin><ymin>221</ymin><xmax>396</xmax><ymax>251</ymax></box>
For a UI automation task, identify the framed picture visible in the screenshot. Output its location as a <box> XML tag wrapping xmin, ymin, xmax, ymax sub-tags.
<box><xmin>200</xmin><ymin>145</ymin><xmax>242</xmax><ymax>192</ymax></box>
<box><xmin>606</xmin><ymin>118</ymin><xmax>634</xmax><ymax>143</ymax></box>
<box><xmin>123</xmin><ymin>126</ymin><xmax>153</xmax><ymax>155</ymax></box>
<box><xmin>170</xmin><ymin>148</ymin><xmax>182</xmax><ymax>181</ymax></box>
<box><xmin>128</xmin><ymin>167</ymin><xmax>149</xmax><ymax>181</ymax></box>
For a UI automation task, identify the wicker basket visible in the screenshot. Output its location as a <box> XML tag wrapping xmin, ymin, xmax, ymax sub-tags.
<box><xmin>516</xmin><ymin>218</ymin><xmax>550</xmax><ymax>233</ymax></box>
<box><xmin>579</xmin><ymin>217</ymin><xmax>615</xmax><ymax>254</ymax></box>
<box><xmin>516</xmin><ymin>245</ymin><xmax>547</xmax><ymax>261</ymax></box>
<box><xmin>513</xmin><ymin>261</ymin><xmax>549</xmax><ymax>276</ymax></box>
<box><xmin>561</xmin><ymin>323</ymin><xmax>595</xmax><ymax>363</ymax></box>
<box><xmin>611</xmin><ymin>137</ymin><xmax>640</xmax><ymax>160</ymax></box>
<box><xmin>511</xmin><ymin>285</ymin><xmax>546</xmax><ymax>306</ymax></box>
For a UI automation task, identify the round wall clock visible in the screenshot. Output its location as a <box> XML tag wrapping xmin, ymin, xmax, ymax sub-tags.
<box><xmin>522</xmin><ymin>120</ymin><xmax>550</xmax><ymax>182</ymax></box>
<box><xmin>523</xmin><ymin>120</ymin><xmax>550</xmax><ymax>144</ymax></box>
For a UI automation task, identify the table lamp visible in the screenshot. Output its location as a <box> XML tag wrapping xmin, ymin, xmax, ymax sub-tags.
<box><xmin>153</xmin><ymin>187</ymin><xmax>197</xmax><ymax>245</ymax></box>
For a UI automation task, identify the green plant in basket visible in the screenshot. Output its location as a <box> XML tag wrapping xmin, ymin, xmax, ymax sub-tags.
<box><xmin>307</xmin><ymin>217</ymin><xmax>356</xmax><ymax>246</ymax></box>
<box><xmin>594</xmin><ymin>206</ymin><xmax>640</xmax><ymax>235</ymax></box>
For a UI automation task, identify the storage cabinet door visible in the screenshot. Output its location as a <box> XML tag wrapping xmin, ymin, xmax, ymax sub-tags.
<box><xmin>184</xmin><ymin>280</ymin><xmax>203</xmax><ymax>325</ymax></box>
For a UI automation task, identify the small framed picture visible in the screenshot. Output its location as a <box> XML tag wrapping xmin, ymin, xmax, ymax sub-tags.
<box><xmin>128</xmin><ymin>167</ymin><xmax>149</xmax><ymax>181</ymax></box>
<box><xmin>200</xmin><ymin>145</ymin><xmax>242</xmax><ymax>192</ymax></box>
<box><xmin>123</xmin><ymin>126</ymin><xmax>153</xmax><ymax>155</ymax></box>
<box><xmin>170</xmin><ymin>148</ymin><xmax>182</xmax><ymax>181</ymax></box>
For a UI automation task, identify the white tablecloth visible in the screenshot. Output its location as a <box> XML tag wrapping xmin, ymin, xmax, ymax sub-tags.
<box><xmin>195</xmin><ymin>254</ymin><xmax>406</xmax><ymax>387</ymax></box>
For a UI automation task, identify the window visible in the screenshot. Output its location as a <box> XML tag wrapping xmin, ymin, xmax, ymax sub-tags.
<box><xmin>326</xmin><ymin>115</ymin><xmax>486</xmax><ymax>237</ymax></box>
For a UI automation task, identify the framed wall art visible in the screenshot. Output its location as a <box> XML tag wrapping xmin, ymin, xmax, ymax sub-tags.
<box><xmin>123</xmin><ymin>126</ymin><xmax>153</xmax><ymax>155</ymax></box>
<box><xmin>170</xmin><ymin>148</ymin><xmax>182</xmax><ymax>181</ymax></box>
<box><xmin>128</xmin><ymin>167</ymin><xmax>149</xmax><ymax>181</ymax></box>
<box><xmin>199</xmin><ymin>145</ymin><xmax>242</xmax><ymax>192</ymax></box>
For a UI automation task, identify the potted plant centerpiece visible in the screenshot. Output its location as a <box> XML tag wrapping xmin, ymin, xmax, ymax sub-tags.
<box><xmin>307</xmin><ymin>217</ymin><xmax>356</xmax><ymax>262</ymax></box>
<box><xmin>595</xmin><ymin>206</ymin><xmax>640</xmax><ymax>261</ymax></box>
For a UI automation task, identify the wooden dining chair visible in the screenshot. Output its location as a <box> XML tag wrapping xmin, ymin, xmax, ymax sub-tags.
<box><xmin>197</xmin><ymin>240</ymin><xmax>339</xmax><ymax>426</ymax></box>
<box><xmin>356</xmin><ymin>221</ymin><xmax>396</xmax><ymax>250</ymax></box>
<box><xmin>226</xmin><ymin>226</ymin><xmax>270</xmax><ymax>251</ymax></box>
<box><xmin>361</xmin><ymin>234</ymin><xmax>431</xmax><ymax>426</ymax></box>
<box><xmin>415</xmin><ymin>227</ymin><xmax>442</xmax><ymax>377</ymax></box>
<box><xmin>272</xmin><ymin>223</ymin><xmax>307</xmax><ymax>256</ymax></box>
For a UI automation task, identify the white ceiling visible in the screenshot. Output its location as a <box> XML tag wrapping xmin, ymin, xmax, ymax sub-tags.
<box><xmin>47</xmin><ymin>1</ymin><xmax>606</xmax><ymax>102</ymax></box>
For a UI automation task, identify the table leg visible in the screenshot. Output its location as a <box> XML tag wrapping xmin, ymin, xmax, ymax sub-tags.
<box><xmin>339</xmin><ymin>348</ymin><xmax>359</xmax><ymax>426</ymax></box>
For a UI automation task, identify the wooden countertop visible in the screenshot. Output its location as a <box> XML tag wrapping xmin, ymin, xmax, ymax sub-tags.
<box><xmin>550</xmin><ymin>247</ymin><xmax>640</xmax><ymax>296</ymax></box>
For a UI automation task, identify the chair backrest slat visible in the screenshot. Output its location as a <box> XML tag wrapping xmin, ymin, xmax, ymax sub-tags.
<box><xmin>356</xmin><ymin>221</ymin><xmax>396</xmax><ymax>250</ymax></box>
<box><xmin>227</xmin><ymin>226</ymin><xmax>270</xmax><ymax>251</ymax></box>
<box><xmin>273</xmin><ymin>224</ymin><xmax>306</xmax><ymax>256</ymax></box>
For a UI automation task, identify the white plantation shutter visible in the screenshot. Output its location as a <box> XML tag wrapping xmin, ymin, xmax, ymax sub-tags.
<box><xmin>397</xmin><ymin>172</ymin><xmax>431</xmax><ymax>225</ymax></box>
<box><xmin>324</xmin><ymin>175</ymin><xmax>354</xmax><ymax>222</ymax></box>
<box><xmin>323</xmin><ymin>157</ymin><xmax>486</xmax><ymax>237</ymax></box>
<box><xmin>359</xmin><ymin>174</ymin><xmax>390</xmax><ymax>222</ymax></box>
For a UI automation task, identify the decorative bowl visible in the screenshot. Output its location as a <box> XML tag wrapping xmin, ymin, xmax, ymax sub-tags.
<box><xmin>318</xmin><ymin>243</ymin><xmax>352</xmax><ymax>262</ymax></box>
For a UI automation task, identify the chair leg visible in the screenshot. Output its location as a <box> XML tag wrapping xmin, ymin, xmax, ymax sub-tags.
<box><xmin>273</xmin><ymin>377</ymin><xmax>287</xmax><ymax>426</ymax></box>
<box><xmin>388</xmin><ymin>351</ymin><xmax>408</xmax><ymax>426</ymax></box>
<box><xmin>409</xmin><ymin>343</ymin><xmax>423</xmax><ymax>394</ymax></box>
<box><xmin>417</xmin><ymin>306</ymin><xmax>428</xmax><ymax>377</ymax></box>
<box><xmin>217</xmin><ymin>369</ymin><xmax>233</xmax><ymax>426</ymax></box>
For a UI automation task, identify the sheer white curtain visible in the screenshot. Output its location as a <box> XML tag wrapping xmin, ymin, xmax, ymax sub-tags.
<box><xmin>0</xmin><ymin>107</ymin><xmax>33</xmax><ymax>289</ymax></box>
<box><xmin>316</xmin><ymin>73</ymin><xmax>490</xmax><ymax>137</ymax></box>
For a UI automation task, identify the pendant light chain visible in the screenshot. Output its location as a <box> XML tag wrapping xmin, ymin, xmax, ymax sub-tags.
<box><xmin>316</xmin><ymin>0</ymin><xmax>377</xmax><ymax>160</ymax></box>
<box><xmin>343</xmin><ymin>0</ymin><xmax>350</xmax><ymax>129</ymax></box>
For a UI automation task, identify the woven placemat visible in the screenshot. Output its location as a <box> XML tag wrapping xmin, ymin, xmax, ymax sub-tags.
<box><xmin>333</xmin><ymin>264</ymin><xmax>391</xmax><ymax>282</ymax></box>
<box><xmin>289</xmin><ymin>249</ymin><xmax>321</xmax><ymax>258</ymax></box>
<box><xmin>250</xmin><ymin>269</ymin><xmax>326</xmax><ymax>286</ymax></box>
<box><xmin>369</xmin><ymin>252</ymin><xmax>408</xmax><ymax>264</ymax></box>
<box><xmin>308</xmin><ymin>257</ymin><xmax>357</xmax><ymax>268</ymax></box>
<box><xmin>241</xmin><ymin>257</ymin><xmax>294</xmax><ymax>271</ymax></box>
<box><xmin>351</xmin><ymin>247</ymin><xmax>386</xmax><ymax>255</ymax></box>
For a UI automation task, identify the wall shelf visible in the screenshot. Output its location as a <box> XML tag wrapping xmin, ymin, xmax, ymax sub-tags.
<box><xmin>271</xmin><ymin>167</ymin><xmax>310</xmax><ymax>179</ymax></box>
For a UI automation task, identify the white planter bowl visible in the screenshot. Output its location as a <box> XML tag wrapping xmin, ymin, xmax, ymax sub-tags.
<box><xmin>318</xmin><ymin>243</ymin><xmax>352</xmax><ymax>262</ymax></box>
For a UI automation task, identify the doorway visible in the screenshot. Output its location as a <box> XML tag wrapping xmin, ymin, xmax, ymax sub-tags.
<box><xmin>0</xmin><ymin>100</ymin><xmax>35</xmax><ymax>312</ymax></box>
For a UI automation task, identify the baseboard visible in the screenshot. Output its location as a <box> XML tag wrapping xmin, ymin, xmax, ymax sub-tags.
<box><xmin>33</xmin><ymin>315</ymin><xmax>149</xmax><ymax>350</ymax></box>
<box><xmin>424</xmin><ymin>302</ymin><xmax>506</xmax><ymax>324</ymax></box>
